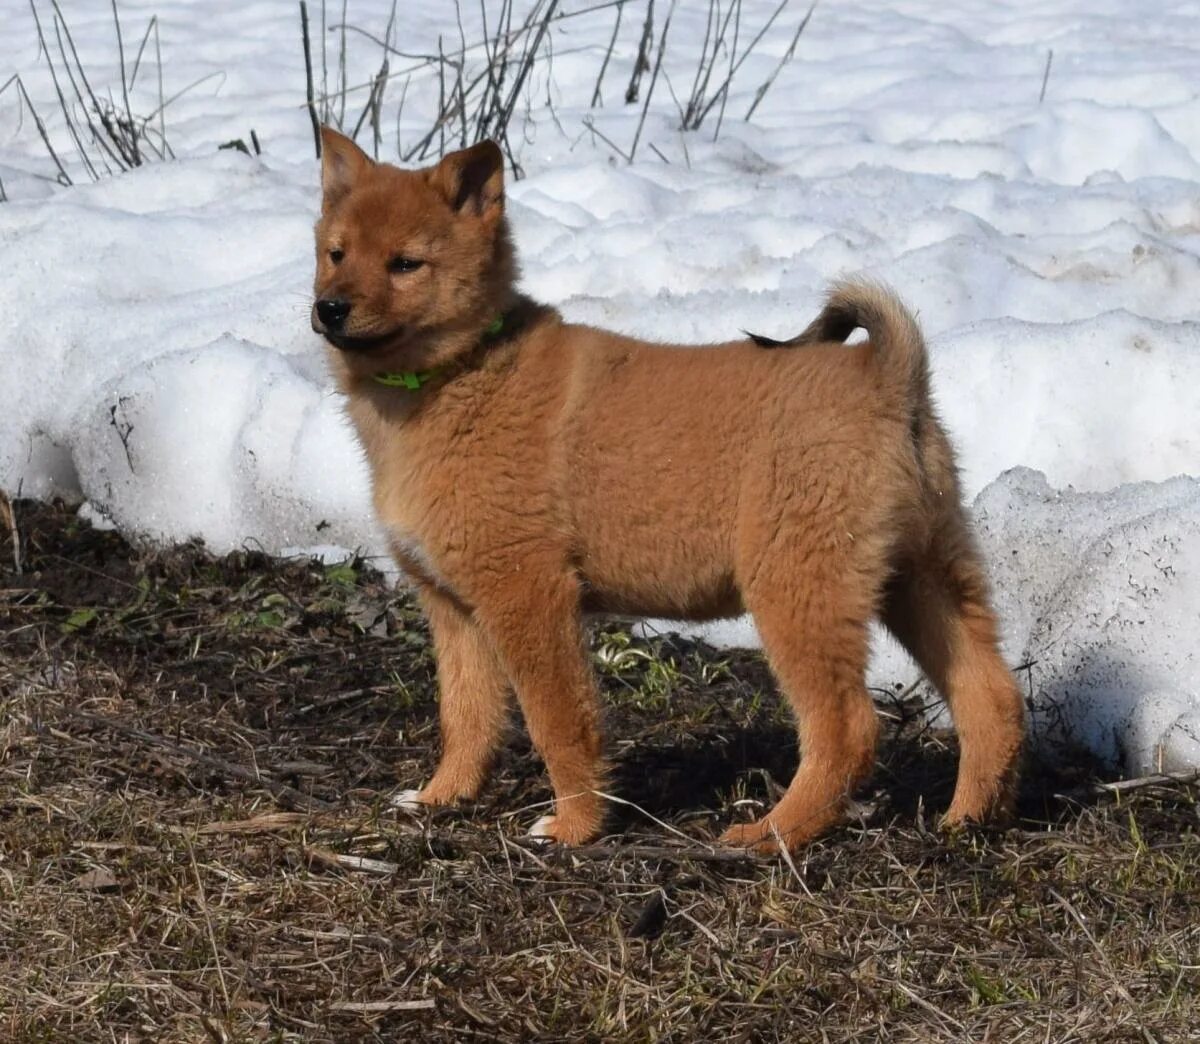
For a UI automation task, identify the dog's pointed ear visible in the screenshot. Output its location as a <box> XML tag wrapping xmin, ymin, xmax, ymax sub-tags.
<box><xmin>428</xmin><ymin>140</ymin><xmax>505</xmax><ymax>221</ymax></box>
<box><xmin>320</xmin><ymin>126</ymin><xmax>372</xmax><ymax>207</ymax></box>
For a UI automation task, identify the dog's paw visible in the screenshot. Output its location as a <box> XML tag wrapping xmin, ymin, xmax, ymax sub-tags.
<box><xmin>718</xmin><ymin>820</ymin><xmax>780</xmax><ymax>855</ymax></box>
<box><xmin>526</xmin><ymin>809</ymin><xmax>602</xmax><ymax>846</ymax></box>
<box><xmin>527</xmin><ymin>814</ymin><xmax>558</xmax><ymax>844</ymax></box>
<box><xmin>389</xmin><ymin>788</ymin><xmax>427</xmax><ymax>813</ymax></box>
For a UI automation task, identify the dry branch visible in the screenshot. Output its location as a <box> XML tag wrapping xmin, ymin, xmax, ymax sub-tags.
<box><xmin>1058</xmin><ymin>767</ymin><xmax>1200</xmax><ymax>800</ymax></box>
<box><xmin>745</xmin><ymin>0</ymin><xmax>817</xmax><ymax>120</ymax></box>
<box><xmin>300</xmin><ymin>1</ymin><xmax>322</xmax><ymax>157</ymax></box>
<box><xmin>0</xmin><ymin>491</ymin><xmax>20</xmax><ymax>576</ymax></box>
<box><xmin>629</xmin><ymin>0</ymin><xmax>674</xmax><ymax>162</ymax></box>
<box><xmin>68</xmin><ymin>710</ymin><xmax>337</xmax><ymax>811</ymax></box>
<box><xmin>590</xmin><ymin>0</ymin><xmax>624</xmax><ymax>107</ymax></box>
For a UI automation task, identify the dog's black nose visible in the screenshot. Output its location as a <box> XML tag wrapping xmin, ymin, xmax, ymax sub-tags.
<box><xmin>316</xmin><ymin>298</ymin><xmax>351</xmax><ymax>328</ymax></box>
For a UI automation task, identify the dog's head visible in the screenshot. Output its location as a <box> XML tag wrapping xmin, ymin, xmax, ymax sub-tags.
<box><xmin>312</xmin><ymin>127</ymin><xmax>515</xmax><ymax>377</ymax></box>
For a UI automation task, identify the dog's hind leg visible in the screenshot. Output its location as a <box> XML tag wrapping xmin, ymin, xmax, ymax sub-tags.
<box><xmin>721</xmin><ymin>544</ymin><xmax>882</xmax><ymax>853</ymax></box>
<box><xmin>396</xmin><ymin>586</ymin><xmax>511</xmax><ymax>809</ymax></box>
<box><xmin>881</xmin><ymin>524</ymin><xmax>1025</xmax><ymax>826</ymax></box>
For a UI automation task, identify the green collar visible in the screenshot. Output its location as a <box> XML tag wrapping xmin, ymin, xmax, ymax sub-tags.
<box><xmin>372</xmin><ymin>370</ymin><xmax>435</xmax><ymax>390</ymax></box>
<box><xmin>371</xmin><ymin>315</ymin><xmax>506</xmax><ymax>390</ymax></box>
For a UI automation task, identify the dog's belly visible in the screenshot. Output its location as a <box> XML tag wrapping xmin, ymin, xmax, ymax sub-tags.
<box><xmin>575</xmin><ymin>531</ymin><xmax>742</xmax><ymax>621</ymax></box>
<box><xmin>565</xmin><ymin>441</ymin><xmax>745</xmax><ymax>619</ymax></box>
<box><xmin>581</xmin><ymin>580</ymin><xmax>743</xmax><ymax>621</ymax></box>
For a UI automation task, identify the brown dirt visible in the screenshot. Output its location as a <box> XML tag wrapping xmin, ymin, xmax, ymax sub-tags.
<box><xmin>1</xmin><ymin>499</ymin><xmax>1197</xmax><ymax>1042</ymax></box>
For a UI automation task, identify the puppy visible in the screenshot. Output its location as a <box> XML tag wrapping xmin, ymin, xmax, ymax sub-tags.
<box><xmin>311</xmin><ymin>127</ymin><xmax>1024</xmax><ymax>852</ymax></box>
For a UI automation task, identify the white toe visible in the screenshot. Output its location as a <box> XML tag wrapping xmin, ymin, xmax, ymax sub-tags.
<box><xmin>528</xmin><ymin>814</ymin><xmax>557</xmax><ymax>842</ymax></box>
<box><xmin>390</xmin><ymin>788</ymin><xmax>426</xmax><ymax>812</ymax></box>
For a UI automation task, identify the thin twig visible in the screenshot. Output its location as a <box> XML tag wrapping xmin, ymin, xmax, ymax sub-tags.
<box><xmin>596</xmin><ymin>787</ymin><xmax>707</xmax><ymax>846</ymax></box>
<box><xmin>329</xmin><ymin>0</ymin><xmax>627</xmax><ymax>65</ymax></box>
<box><xmin>892</xmin><ymin>981</ymin><xmax>966</xmax><ymax>1035</ymax></box>
<box><xmin>51</xmin><ymin>1</ymin><xmax>128</xmax><ymax>171</ymax></box>
<box><xmin>745</xmin><ymin>0</ymin><xmax>816</xmax><ymax>120</ymax></box>
<box><xmin>581</xmin><ymin>114</ymin><xmax>630</xmax><ymax>161</ymax></box>
<box><xmin>300</xmin><ymin>1</ymin><xmax>322</xmax><ymax>157</ymax></box>
<box><xmin>0</xmin><ymin>491</ymin><xmax>20</xmax><ymax>577</ymax></box>
<box><xmin>1048</xmin><ymin>887</ymin><xmax>1136</xmax><ymax>1007</ymax></box>
<box><xmin>1038</xmin><ymin>48</ymin><xmax>1054</xmax><ymax>105</ymax></box>
<box><xmin>141</xmin><ymin>69</ymin><xmax>224</xmax><ymax>125</ymax></box>
<box><xmin>629</xmin><ymin>0</ymin><xmax>674</xmax><ymax>162</ymax></box>
<box><xmin>373</xmin><ymin>0</ymin><xmax>397</xmax><ymax>156</ymax></box>
<box><xmin>546</xmin><ymin>842</ymin><xmax>759</xmax><ymax>864</ymax></box>
<box><xmin>711</xmin><ymin>0</ymin><xmax>741</xmax><ymax>139</ymax></box>
<box><xmin>496</xmin><ymin>0</ymin><xmax>560</xmax><ymax>146</ymax></box>
<box><xmin>473</xmin><ymin>0</ymin><xmax>496</xmax><ymax>138</ymax></box>
<box><xmin>41</xmin><ymin>2</ymin><xmax>105</xmax><ymax>174</ymax></box>
<box><xmin>1057</xmin><ymin>768</ymin><xmax>1200</xmax><ymax>801</ymax></box>
<box><xmin>67</xmin><ymin>711</ymin><xmax>336</xmax><ymax>811</ymax></box>
<box><xmin>392</xmin><ymin>74</ymin><xmax>409</xmax><ymax>157</ymax></box>
<box><xmin>329</xmin><ymin>999</ymin><xmax>436</xmax><ymax>1013</ymax></box>
<box><xmin>336</xmin><ymin>0</ymin><xmax>347</xmax><ymax>126</ymax></box>
<box><xmin>682</xmin><ymin>0</ymin><xmax>725</xmax><ymax>128</ymax></box>
<box><xmin>590</xmin><ymin>0</ymin><xmax>624</xmax><ymax>107</ymax></box>
<box><xmin>304</xmin><ymin>845</ymin><xmax>400</xmax><ymax>876</ymax></box>
<box><xmin>27</xmin><ymin>3</ymin><xmax>91</xmax><ymax>181</ymax></box>
<box><xmin>435</xmin><ymin>36</ymin><xmax>447</xmax><ymax>156</ymax></box>
<box><xmin>471</xmin><ymin>0</ymin><xmax>501</xmax><ymax>141</ymax></box>
<box><xmin>319</xmin><ymin>0</ymin><xmax>328</xmax><ymax>122</ymax></box>
<box><xmin>625</xmin><ymin>0</ymin><xmax>653</xmax><ymax>103</ymax></box>
<box><xmin>153</xmin><ymin>15</ymin><xmax>169</xmax><ymax>156</ymax></box>
<box><xmin>402</xmin><ymin>66</ymin><xmax>489</xmax><ymax>163</ymax></box>
<box><xmin>110</xmin><ymin>0</ymin><xmax>139</xmax><ymax>165</ymax></box>
<box><xmin>183</xmin><ymin>833</ymin><xmax>231</xmax><ymax>1009</ymax></box>
<box><xmin>126</xmin><ymin>13</ymin><xmax>156</xmax><ymax>89</ymax></box>
<box><xmin>454</xmin><ymin>0</ymin><xmax>470</xmax><ymax>147</ymax></box>
<box><xmin>660</xmin><ymin>68</ymin><xmax>691</xmax><ymax>167</ymax></box>
<box><xmin>349</xmin><ymin>55</ymin><xmax>388</xmax><ymax>145</ymax></box>
<box><xmin>695</xmin><ymin>0</ymin><xmax>790</xmax><ymax>130</ymax></box>
<box><xmin>3</xmin><ymin>74</ymin><xmax>72</xmax><ymax>185</ymax></box>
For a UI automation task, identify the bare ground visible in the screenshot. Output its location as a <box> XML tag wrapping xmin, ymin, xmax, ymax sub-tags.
<box><xmin>1</xmin><ymin>499</ymin><xmax>1197</xmax><ymax>1042</ymax></box>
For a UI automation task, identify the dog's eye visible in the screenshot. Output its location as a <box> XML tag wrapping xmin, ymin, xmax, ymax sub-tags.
<box><xmin>388</xmin><ymin>256</ymin><xmax>425</xmax><ymax>274</ymax></box>
<box><xmin>329</xmin><ymin>248</ymin><xmax>344</xmax><ymax>263</ymax></box>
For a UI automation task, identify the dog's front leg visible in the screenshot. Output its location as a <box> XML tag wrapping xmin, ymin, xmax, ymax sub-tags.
<box><xmin>473</xmin><ymin>569</ymin><xmax>607</xmax><ymax>845</ymax></box>
<box><xmin>397</xmin><ymin>585</ymin><xmax>511</xmax><ymax>809</ymax></box>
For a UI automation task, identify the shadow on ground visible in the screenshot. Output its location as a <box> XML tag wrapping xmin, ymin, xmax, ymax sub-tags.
<box><xmin>2</xmin><ymin>499</ymin><xmax>1196</xmax><ymax>1042</ymax></box>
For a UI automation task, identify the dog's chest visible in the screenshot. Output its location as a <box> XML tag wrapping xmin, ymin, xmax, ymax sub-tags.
<box><xmin>386</xmin><ymin>523</ymin><xmax>449</xmax><ymax>590</ymax></box>
<box><xmin>362</xmin><ymin>407</ymin><xmax>526</xmax><ymax>596</ymax></box>
<box><xmin>362</xmin><ymin>427</ymin><xmax>453</xmax><ymax>589</ymax></box>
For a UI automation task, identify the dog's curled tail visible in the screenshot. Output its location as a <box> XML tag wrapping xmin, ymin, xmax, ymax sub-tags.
<box><xmin>793</xmin><ymin>279</ymin><xmax>931</xmax><ymax>411</ymax></box>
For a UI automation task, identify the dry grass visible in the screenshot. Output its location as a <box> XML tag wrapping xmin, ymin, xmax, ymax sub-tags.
<box><xmin>1</xmin><ymin>500</ymin><xmax>1197</xmax><ymax>1042</ymax></box>
<box><xmin>2</xmin><ymin>2</ymin><xmax>175</xmax><ymax>191</ymax></box>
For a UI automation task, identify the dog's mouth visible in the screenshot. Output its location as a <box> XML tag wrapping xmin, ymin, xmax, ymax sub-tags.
<box><xmin>318</xmin><ymin>326</ymin><xmax>405</xmax><ymax>353</ymax></box>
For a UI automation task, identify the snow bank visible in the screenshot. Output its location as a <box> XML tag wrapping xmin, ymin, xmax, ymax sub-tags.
<box><xmin>689</xmin><ymin>469</ymin><xmax>1200</xmax><ymax>776</ymax></box>
<box><xmin>976</xmin><ymin>469</ymin><xmax>1200</xmax><ymax>774</ymax></box>
<box><xmin>0</xmin><ymin>156</ymin><xmax>378</xmax><ymax>558</ymax></box>
<box><xmin>3</xmin><ymin>0</ymin><xmax>1200</xmax><ymax>769</ymax></box>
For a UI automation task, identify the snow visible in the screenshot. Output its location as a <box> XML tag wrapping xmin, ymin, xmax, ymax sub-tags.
<box><xmin>2</xmin><ymin>0</ymin><xmax>1199</xmax><ymax>774</ymax></box>
<box><xmin>975</xmin><ymin>469</ymin><xmax>1200</xmax><ymax>775</ymax></box>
